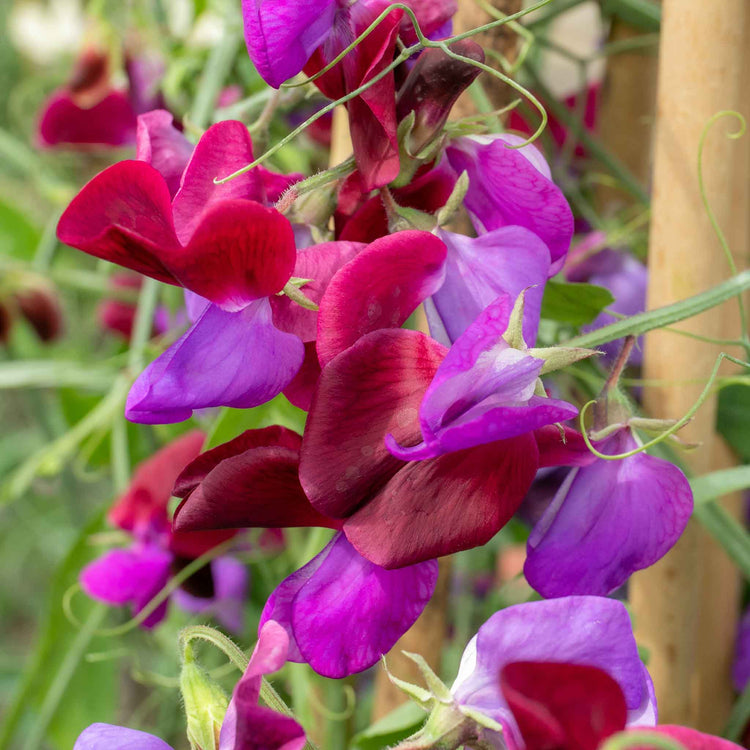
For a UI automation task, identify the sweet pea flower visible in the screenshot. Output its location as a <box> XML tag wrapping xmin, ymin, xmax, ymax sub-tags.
<box><xmin>74</xmin><ymin>621</ymin><xmax>305</xmax><ymax>750</ymax></box>
<box><xmin>243</xmin><ymin>0</ymin><xmax>456</xmax><ymax>188</ymax></box>
<box><xmin>80</xmin><ymin>432</ymin><xmax>246</xmax><ymax>631</ymax></box>
<box><xmin>524</xmin><ymin>425</ymin><xmax>693</xmax><ymax>598</ymax></box>
<box><xmin>302</xmin><ymin>254</ymin><xmax>577</xmax><ymax>567</ymax></box>
<box><xmin>449</xmin><ymin>597</ymin><xmax>657</xmax><ymax>749</ymax></box>
<box><xmin>172</xmin><ymin>425</ymin><xmax>438</xmax><ymax>678</ymax></box>
<box><xmin>58</xmin><ymin>114</ymin><xmax>357</xmax><ymax>423</ymax></box>
<box><xmin>446</xmin><ymin>134</ymin><xmax>574</xmax><ymax>274</ymax></box>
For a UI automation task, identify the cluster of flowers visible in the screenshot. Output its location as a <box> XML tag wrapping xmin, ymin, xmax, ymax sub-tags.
<box><xmin>49</xmin><ymin>0</ymin><xmax>717</xmax><ymax>747</ymax></box>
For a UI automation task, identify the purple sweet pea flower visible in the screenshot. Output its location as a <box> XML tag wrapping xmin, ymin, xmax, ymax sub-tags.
<box><xmin>450</xmin><ymin>596</ymin><xmax>657</xmax><ymax>749</ymax></box>
<box><xmin>260</xmin><ymin>532</ymin><xmax>438</xmax><ymax>678</ymax></box>
<box><xmin>426</xmin><ymin>226</ymin><xmax>551</xmax><ymax>347</ymax></box>
<box><xmin>445</xmin><ymin>134</ymin><xmax>574</xmax><ymax>274</ymax></box>
<box><xmin>565</xmin><ymin>232</ymin><xmax>648</xmax><ymax>364</ymax></box>
<box><xmin>387</xmin><ymin>294</ymin><xmax>578</xmax><ymax>461</ymax></box>
<box><xmin>75</xmin><ymin>621</ymin><xmax>305</xmax><ymax>750</ymax></box>
<box><xmin>524</xmin><ymin>427</ymin><xmax>693</xmax><ymax>598</ymax></box>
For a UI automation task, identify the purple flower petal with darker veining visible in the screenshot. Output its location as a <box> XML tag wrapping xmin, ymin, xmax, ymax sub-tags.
<box><xmin>136</xmin><ymin>110</ymin><xmax>194</xmax><ymax>198</ymax></box>
<box><xmin>428</xmin><ymin>226</ymin><xmax>551</xmax><ymax>346</ymax></box>
<box><xmin>80</xmin><ymin>544</ymin><xmax>172</xmax><ymax>628</ymax></box>
<box><xmin>524</xmin><ymin>430</ymin><xmax>693</xmax><ymax>598</ymax></box>
<box><xmin>242</xmin><ymin>0</ymin><xmax>337</xmax><ymax>88</ymax></box>
<box><xmin>74</xmin><ymin>723</ymin><xmax>173</xmax><ymax>750</ymax></box>
<box><xmin>451</xmin><ymin>596</ymin><xmax>656</xmax><ymax>747</ymax></box>
<box><xmin>446</xmin><ymin>135</ymin><xmax>573</xmax><ymax>273</ymax></box>
<box><xmin>388</xmin><ymin>295</ymin><xmax>577</xmax><ymax>460</ymax></box>
<box><xmin>126</xmin><ymin>298</ymin><xmax>304</xmax><ymax>424</ymax></box>
<box><xmin>260</xmin><ymin>533</ymin><xmax>437</xmax><ymax>677</ymax></box>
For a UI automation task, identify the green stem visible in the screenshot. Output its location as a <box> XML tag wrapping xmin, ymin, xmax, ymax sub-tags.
<box><xmin>565</xmin><ymin>270</ymin><xmax>750</xmax><ymax>349</ymax></box>
<box><xmin>20</xmin><ymin>604</ymin><xmax>108</xmax><ymax>750</ymax></box>
<box><xmin>128</xmin><ymin>278</ymin><xmax>160</xmax><ymax>374</ymax></box>
<box><xmin>179</xmin><ymin>625</ymin><xmax>249</xmax><ymax>672</ymax></box>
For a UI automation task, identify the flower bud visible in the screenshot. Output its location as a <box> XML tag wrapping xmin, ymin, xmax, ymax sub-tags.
<box><xmin>396</xmin><ymin>41</ymin><xmax>484</xmax><ymax>158</ymax></box>
<box><xmin>180</xmin><ymin>644</ymin><xmax>228</xmax><ymax>750</ymax></box>
<box><xmin>15</xmin><ymin>284</ymin><xmax>63</xmax><ymax>342</ymax></box>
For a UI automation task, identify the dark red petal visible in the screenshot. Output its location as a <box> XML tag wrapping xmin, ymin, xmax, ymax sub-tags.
<box><xmin>108</xmin><ymin>430</ymin><xmax>205</xmax><ymax>532</ymax></box>
<box><xmin>535</xmin><ymin>425</ymin><xmax>599</xmax><ymax>468</ymax></box>
<box><xmin>232</xmin><ymin>704</ymin><xmax>306</xmax><ymax>750</ymax></box>
<box><xmin>339</xmin><ymin>165</ymin><xmax>456</xmax><ymax>243</ymax></box>
<box><xmin>344</xmin><ymin>433</ymin><xmax>537</xmax><ymax>568</ymax></box>
<box><xmin>300</xmin><ymin>329</ymin><xmax>446</xmax><ymax>518</ymax></box>
<box><xmin>168</xmin><ymin>527</ymin><xmax>236</xmax><ymax>559</ymax></box>
<box><xmin>173</xmin><ymin>426</ymin><xmax>302</xmax><ymax>497</ymax></box>
<box><xmin>176</xmin><ymin>200</ymin><xmax>296</xmax><ymax>311</ymax></box>
<box><xmin>316</xmin><ymin>231</ymin><xmax>447</xmax><ymax>366</ymax></box>
<box><xmin>57</xmin><ymin>160</ymin><xmax>180</xmax><ymax>283</ymax></box>
<box><xmin>173</xmin><ymin>445</ymin><xmax>340</xmax><ymax>532</ymax></box>
<box><xmin>501</xmin><ymin>661</ymin><xmax>627</xmax><ymax>750</ymax></box>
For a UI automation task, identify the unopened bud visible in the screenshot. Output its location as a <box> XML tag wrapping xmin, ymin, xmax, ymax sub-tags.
<box><xmin>15</xmin><ymin>284</ymin><xmax>63</xmax><ymax>342</ymax></box>
<box><xmin>180</xmin><ymin>644</ymin><xmax>228</xmax><ymax>750</ymax></box>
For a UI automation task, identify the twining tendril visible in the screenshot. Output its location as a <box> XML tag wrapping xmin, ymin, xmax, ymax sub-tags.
<box><xmin>578</xmin><ymin>352</ymin><xmax>750</xmax><ymax>461</ymax></box>
<box><xmin>214</xmin><ymin>0</ymin><xmax>555</xmax><ymax>184</ymax></box>
<box><xmin>697</xmin><ymin>110</ymin><xmax>749</xmax><ymax>359</ymax></box>
<box><xmin>307</xmin><ymin>683</ymin><xmax>357</xmax><ymax>721</ymax></box>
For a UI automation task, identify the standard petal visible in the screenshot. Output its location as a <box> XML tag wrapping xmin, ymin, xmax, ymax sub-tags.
<box><xmin>446</xmin><ymin>135</ymin><xmax>573</xmax><ymax>273</ymax></box>
<box><xmin>524</xmin><ymin>431</ymin><xmax>693</xmax><ymax>597</ymax></box>
<box><xmin>38</xmin><ymin>91</ymin><xmax>137</xmax><ymax>148</ymax></box>
<box><xmin>242</xmin><ymin>0</ymin><xmax>337</xmax><ymax>88</ymax></box>
<box><xmin>500</xmin><ymin>662</ymin><xmax>627</xmax><ymax>750</ymax></box>
<box><xmin>136</xmin><ymin>110</ymin><xmax>194</xmax><ymax>198</ymax></box>
<box><xmin>260</xmin><ymin>533</ymin><xmax>437</xmax><ymax>677</ymax></box>
<box><xmin>57</xmin><ymin>160</ymin><xmax>180</xmax><ymax>284</ymax></box>
<box><xmin>126</xmin><ymin>299</ymin><xmax>304</xmax><ymax>424</ymax></box>
<box><xmin>175</xmin><ymin>201</ymin><xmax>296</xmax><ymax>311</ymax></box>
<box><xmin>316</xmin><ymin>230</ymin><xmax>447</xmax><ymax>366</ymax></box>
<box><xmin>300</xmin><ymin>329</ymin><xmax>446</xmax><ymax>518</ymax></box>
<box><xmin>430</xmin><ymin>227</ymin><xmax>551</xmax><ymax>345</ymax></box>
<box><xmin>74</xmin><ymin>723</ymin><xmax>173</xmax><ymax>750</ymax></box>
<box><xmin>344</xmin><ymin>433</ymin><xmax>537</xmax><ymax>568</ymax></box>
<box><xmin>451</xmin><ymin>597</ymin><xmax>655</xmax><ymax>732</ymax></box>
<box><xmin>172</xmin><ymin>121</ymin><xmax>264</xmax><ymax>243</ymax></box>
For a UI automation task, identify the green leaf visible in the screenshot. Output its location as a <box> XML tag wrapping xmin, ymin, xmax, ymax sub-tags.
<box><xmin>691</xmin><ymin>466</ymin><xmax>750</xmax><ymax>505</ymax></box>
<box><xmin>0</xmin><ymin>509</ymin><xmax>117</xmax><ymax>750</ymax></box>
<box><xmin>601</xmin><ymin>0</ymin><xmax>661</xmax><ymax>31</ymax></box>
<box><xmin>205</xmin><ymin>395</ymin><xmax>307</xmax><ymax>450</ymax></box>
<box><xmin>352</xmin><ymin>700</ymin><xmax>426</xmax><ymax>750</ymax></box>
<box><xmin>0</xmin><ymin>201</ymin><xmax>41</xmax><ymax>261</ymax></box>
<box><xmin>541</xmin><ymin>281</ymin><xmax>615</xmax><ymax>326</ymax></box>
<box><xmin>566</xmin><ymin>270</ymin><xmax>750</xmax><ymax>349</ymax></box>
<box><xmin>725</xmin><ymin>679</ymin><xmax>750</xmax><ymax>742</ymax></box>
<box><xmin>717</xmin><ymin>383</ymin><xmax>750</xmax><ymax>461</ymax></box>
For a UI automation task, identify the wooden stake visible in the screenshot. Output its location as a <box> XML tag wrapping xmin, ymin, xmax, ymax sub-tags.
<box><xmin>630</xmin><ymin>0</ymin><xmax>748</xmax><ymax>731</ymax></box>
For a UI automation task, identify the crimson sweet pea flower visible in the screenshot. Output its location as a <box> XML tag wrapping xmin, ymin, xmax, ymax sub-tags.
<box><xmin>172</xmin><ymin>426</ymin><xmax>438</xmax><ymax>678</ymax></box>
<box><xmin>58</xmin><ymin>114</ymin><xmax>357</xmax><ymax>423</ymax></box>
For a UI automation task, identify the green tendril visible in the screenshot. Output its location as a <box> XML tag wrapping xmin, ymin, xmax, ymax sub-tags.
<box><xmin>697</xmin><ymin>110</ymin><xmax>750</xmax><ymax>359</ymax></box>
<box><xmin>579</xmin><ymin>352</ymin><xmax>750</xmax><ymax>461</ymax></box>
<box><xmin>215</xmin><ymin>0</ymin><xmax>555</xmax><ymax>185</ymax></box>
<box><xmin>307</xmin><ymin>683</ymin><xmax>357</xmax><ymax>721</ymax></box>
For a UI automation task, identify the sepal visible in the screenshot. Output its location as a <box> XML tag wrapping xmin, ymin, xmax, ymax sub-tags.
<box><xmin>528</xmin><ymin>346</ymin><xmax>601</xmax><ymax>375</ymax></box>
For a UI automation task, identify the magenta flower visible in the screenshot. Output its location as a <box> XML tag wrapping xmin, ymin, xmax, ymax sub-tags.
<box><xmin>172</xmin><ymin>425</ymin><xmax>438</xmax><ymax>677</ymax></box>
<box><xmin>80</xmin><ymin>432</ymin><xmax>245</xmax><ymax>630</ymax></box>
<box><xmin>74</xmin><ymin>621</ymin><xmax>305</xmax><ymax>750</ymax></box>
<box><xmin>445</xmin><ymin>134</ymin><xmax>574</xmax><ymax>274</ymax></box>
<box><xmin>57</xmin><ymin>115</ymin><xmax>342</xmax><ymax>423</ymax></box>
<box><xmin>524</xmin><ymin>426</ymin><xmax>693</xmax><ymax>598</ymax></box>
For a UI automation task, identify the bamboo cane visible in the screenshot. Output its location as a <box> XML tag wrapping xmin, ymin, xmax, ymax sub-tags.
<box><xmin>630</xmin><ymin>0</ymin><xmax>748</xmax><ymax>731</ymax></box>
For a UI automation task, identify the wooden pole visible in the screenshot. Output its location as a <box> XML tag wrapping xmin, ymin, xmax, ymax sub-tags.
<box><xmin>630</xmin><ymin>0</ymin><xmax>748</xmax><ymax>731</ymax></box>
